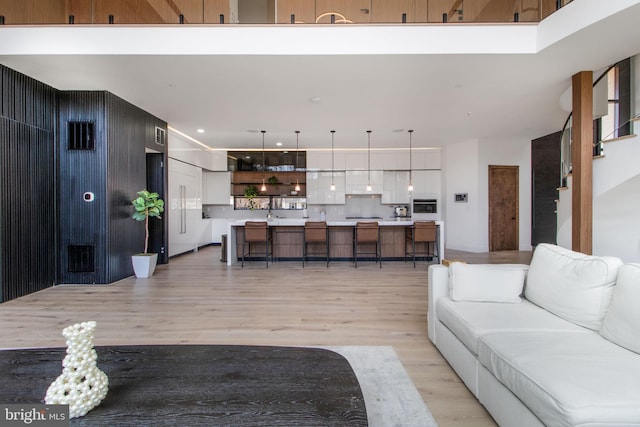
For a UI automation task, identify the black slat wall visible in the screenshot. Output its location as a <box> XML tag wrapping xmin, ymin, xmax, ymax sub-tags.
<box><xmin>1</xmin><ymin>64</ymin><xmax>167</xmax><ymax>296</ymax></box>
<box><xmin>58</xmin><ymin>91</ymin><xmax>167</xmax><ymax>284</ymax></box>
<box><xmin>58</xmin><ymin>91</ymin><xmax>107</xmax><ymax>284</ymax></box>
<box><xmin>0</xmin><ymin>65</ymin><xmax>57</xmax><ymax>302</ymax></box>
<box><xmin>104</xmin><ymin>93</ymin><xmax>167</xmax><ymax>281</ymax></box>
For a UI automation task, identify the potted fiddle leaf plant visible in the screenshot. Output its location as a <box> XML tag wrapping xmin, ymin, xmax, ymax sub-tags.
<box><xmin>131</xmin><ymin>189</ymin><xmax>165</xmax><ymax>278</ymax></box>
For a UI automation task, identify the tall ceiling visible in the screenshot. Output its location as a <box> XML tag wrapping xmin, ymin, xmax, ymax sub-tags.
<box><xmin>1</xmin><ymin>1</ymin><xmax>640</xmax><ymax>151</ymax></box>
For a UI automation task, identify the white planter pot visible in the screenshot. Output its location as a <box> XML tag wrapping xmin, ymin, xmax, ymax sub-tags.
<box><xmin>132</xmin><ymin>253</ymin><xmax>158</xmax><ymax>278</ymax></box>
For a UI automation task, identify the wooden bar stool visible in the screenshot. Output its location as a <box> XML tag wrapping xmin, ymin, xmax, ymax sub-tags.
<box><xmin>241</xmin><ymin>221</ymin><xmax>272</xmax><ymax>268</ymax></box>
<box><xmin>303</xmin><ymin>221</ymin><xmax>329</xmax><ymax>267</ymax></box>
<box><xmin>405</xmin><ymin>221</ymin><xmax>439</xmax><ymax>267</ymax></box>
<box><xmin>353</xmin><ymin>221</ymin><xmax>381</xmax><ymax>268</ymax></box>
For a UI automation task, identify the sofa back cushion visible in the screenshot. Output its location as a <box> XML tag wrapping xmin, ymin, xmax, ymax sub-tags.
<box><xmin>449</xmin><ymin>263</ymin><xmax>527</xmax><ymax>303</ymax></box>
<box><xmin>525</xmin><ymin>244</ymin><xmax>623</xmax><ymax>331</ymax></box>
<box><xmin>600</xmin><ymin>263</ymin><xmax>640</xmax><ymax>354</ymax></box>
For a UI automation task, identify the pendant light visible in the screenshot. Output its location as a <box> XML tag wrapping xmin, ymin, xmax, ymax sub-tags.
<box><xmin>294</xmin><ymin>130</ymin><xmax>301</xmax><ymax>192</ymax></box>
<box><xmin>408</xmin><ymin>129</ymin><xmax>414</xmax><ymax>192</ymax></box>
<box><xmin>260</xmin><ymin>130</ymin><xmax>267</xmax><ymax>192</ymax></box>
<box><xmin>366</xmin><ymin>130</ymin><xmax>372</xmax><ymax>192</ymax></box>
<box><xmin>330</xmin><ymin>130</ymin><xmax>336</xmax><ymax>191</ymax></box>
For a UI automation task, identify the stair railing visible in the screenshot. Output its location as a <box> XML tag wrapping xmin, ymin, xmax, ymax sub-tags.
<box><xmin>559</xmin><ymin>63</ymin><xmax>618</xmax><ymax>188</ymax></box>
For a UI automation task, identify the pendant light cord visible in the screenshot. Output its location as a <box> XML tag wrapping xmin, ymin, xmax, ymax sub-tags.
<box><xmin>367</xmin><ymin>130</ymin><xmax>371</xmax><ymax>184</ymax></box>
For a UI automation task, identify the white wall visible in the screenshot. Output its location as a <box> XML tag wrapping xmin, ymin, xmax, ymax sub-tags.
<box><xmin>444</xmin><ymin>136</ymin><xmax>532</xmax><ymax>253</ymax></box>
<box><xmin>444</xmin><ymin>139</ymin><xmax>484</xmax><ymax>252</ymax></box>
<box><xmin>478</xmin><ymin>136</ymin><xmax>532</xmax><ymax>252</ymax></box>
<box><xmin>557</xmin><ymin>54</ymin><xmax>640</xmax><ymax>262</ymax></box>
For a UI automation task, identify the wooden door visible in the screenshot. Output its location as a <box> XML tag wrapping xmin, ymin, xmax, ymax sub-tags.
<box><xmin>489</xmin><ymin>165</ymin><xmax>519</xmax><ymax>251</ymax></box>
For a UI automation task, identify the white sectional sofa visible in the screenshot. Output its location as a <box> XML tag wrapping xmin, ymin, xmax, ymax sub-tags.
<box><xmin>427</xmin><ymin>243</ymin><xmax>640</xmax><ymax>427</ymax></box>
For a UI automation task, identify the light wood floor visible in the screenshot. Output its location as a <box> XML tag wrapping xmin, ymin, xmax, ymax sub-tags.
<box><xmin>0</xmin><ymin>247</ymin><xmax>532</xmax><ymax>427</ymax></box>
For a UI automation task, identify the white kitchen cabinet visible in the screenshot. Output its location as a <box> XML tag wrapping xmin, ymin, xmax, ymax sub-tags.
<box><xmin>306</xmin><ymin>171</ymin><xmax>346</xmax><ymax>204</ymax></box>
<box><xmin>198</xmin><ymin>219</ymin><xmax>213</xmax><ymax>247</ymax></box>
<box><xmin>412</xmin><ymin>149</ymin><xmax>442</xmax><ymax>170</ymax></box>
<box><xmin>344</xmin><ymin>152</ymin><xmax>367</xmax><ymax>170</ymax></box>
<box><xmin>370</xmin><ymin>151</ymin><xmax>386</xmax><ymax>171</ymax></box>
<box><xmin>203</xmin><ymin>171</ymin><xmax>231</xmax><ymax>205</ymax></box>
<box><xmin>307</xmin><ymin>151</ymin><xmax>346</xmax><ymax>171</ymax></box>
<box><xmin>345</xmin><ymin>170</ymin><xmax>383</xmax><ymax>194</ymax></box>
<box><xmin>381</xmin><ymin>151</ymin><xmax>398</xmax><ymax>170</ymax></box>
<box><xmin>210</xmin><ymin>218</ymin><xmax>229</xmax><ymax>243</ymax></box>
<box><xmin>307</xmin><ymin>152</ymin><xmax>331</xmax><ymax>171</ymax></box>
<box><xmin>168</xmin><ymin>158</ymin><xmax>202</xmax><ymax>257</ymax></box>
<box><xmin>382</xmin><ymin>171</ymin><xmax>410</xmax><ymax>204</ymax></box>
<box><xmin>411</xmin><ymin>170</ymin><xmax>442</xmax><ymax>195</ymax></box>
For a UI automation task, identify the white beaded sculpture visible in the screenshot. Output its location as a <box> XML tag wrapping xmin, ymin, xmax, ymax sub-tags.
<box><xmin>44</xmin><ymin>321</ymin><xmax>109</xmax><ymax>419</ymax></box>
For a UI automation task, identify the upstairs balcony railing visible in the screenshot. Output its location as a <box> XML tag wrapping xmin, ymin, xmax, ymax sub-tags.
<box><xmin>0</xmin><ymin>0</ymin><xmax>574</xmax><ymax>26</ymax></box>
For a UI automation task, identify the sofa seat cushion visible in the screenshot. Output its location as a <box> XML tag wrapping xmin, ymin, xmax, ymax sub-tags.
<box><xmin>436</xmin><ymin>298</ymin><xmax>589</xmax><ymax>356</ymax></box>
<box><xmin>478</xmin><ymin>331</ymin><xmax>640</xmax><ymax>427</ymax></box>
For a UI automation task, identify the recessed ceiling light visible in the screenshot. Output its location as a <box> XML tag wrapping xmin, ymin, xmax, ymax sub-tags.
<box><xmin>197</xmin><ymin>129</ymin><xmax>205</xmax><ymax>133</ymax></box>
<box><xmin>245</xmin><ymin>156</ymin><xmax>251</xmax><ymax>159</ymax></box>
<box><xmin>309</xmin><ymin>97</ymin><xmax>321</xmax><ymax>104</ymax></box>
<box><xmin>276</xmin><ymin>142</ymin><xmax>283</xmax><ymax>146</ymax></box>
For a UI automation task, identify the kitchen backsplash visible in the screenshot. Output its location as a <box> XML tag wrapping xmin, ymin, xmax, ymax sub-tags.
<box><xmin>205</xmin><ymin>195</ymin><xmax>403</xmax><ymax>220</ymax></box>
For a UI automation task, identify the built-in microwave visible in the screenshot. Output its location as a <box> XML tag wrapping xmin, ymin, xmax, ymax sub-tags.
<box><xmin>412</xmin><ymin>199</ymin><xmax>437</xmax><ymax>214</ymax></box>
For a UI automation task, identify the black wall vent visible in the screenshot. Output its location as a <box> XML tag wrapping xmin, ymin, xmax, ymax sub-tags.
<box><xmin>68</xmin><ymin>121</ymin><xmax>95</xmax><ymax>150</ymax></box>
<box><xmin>155</xmin><ymin>126</ymin><xmax>166</xmax><ymax>146</ymax></box>
<box><xmin>68</xmin><ymin>245</ymin><xmax>95</xmax><ymax>273</ymax></box>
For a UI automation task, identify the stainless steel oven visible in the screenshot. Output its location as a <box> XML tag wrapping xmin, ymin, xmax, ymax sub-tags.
<box><xmin>412</xmin><ymin>199</ymin><xmax>437</xmax><ymax>214</ymax></box>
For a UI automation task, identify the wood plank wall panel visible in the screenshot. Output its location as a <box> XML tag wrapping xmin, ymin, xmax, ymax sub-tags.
<box><xmin>0</xmin><ymin>0</ymin><xmax>66</xmax><ymax>24</ymax></box>
<box><xmin>427</xmin><ymin>0</ymin><xmax>455</xmax><ymax>22</ymax></box>
<box><xmin>414</xmin><ymin>0</ymin><xmax>429</xmax><ymax>22</ymax></box>
<box><xmin>370</xmin><ymin>0</ymin><xmax>415</xmax><ymax>23</ymax></box>
<box><xmin>315</xmin><ymin>0</ymin><xmax>370</xmax><ymax>23</ymax></box>
<box><xmin>92</xmin><ymin>0</ymin><xmax>165</xmax><ymax>24</ymax></box>
<box><xmin>465</xmin><ymin>0</ymin><xmax>518</xmax><ymax>22</ymax></box>
<box><xmin>541</xmin><ymin>0</ymin><xmax>558</xmax><ymax>19</ymax></box>
<box><xmin>519</xmin><ymin>0</ymin><xmax>541</xmax><ymax>21</ymax></box>
<box><xmin>1</xmin><ymin>0</ymin><xmax>556</xmax><ymax>24</ymax></box>
<box><xmin>67</xmin><ymin>0</ymin><xmax>92</xmax><ymax>24</ymax></box>
<box><xmin>204</xmin><ymin>0</ymin><xmax>230</xmax><ymax>23</ymax></box>
<box><xmin>276</xmin><ymin>0</ymin><xmax>315</xmax><ymax>24</ymax></box>
<box><xmin>0</xmin><ymin>65</ymin><xmax>57</xmax><ymax>302</ymax></box>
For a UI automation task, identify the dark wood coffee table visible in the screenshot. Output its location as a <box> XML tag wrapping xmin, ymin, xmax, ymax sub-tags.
<box><xmin>0</xmin><ymin>345</ymin><xmax>368</xmax><ymax>426</ymax></box>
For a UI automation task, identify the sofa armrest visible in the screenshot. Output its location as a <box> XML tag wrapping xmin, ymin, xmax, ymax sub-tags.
<box><xmin>428</xmin><ymin>264</ymin><xmax>450</xmax><ymax>345</ymax></box>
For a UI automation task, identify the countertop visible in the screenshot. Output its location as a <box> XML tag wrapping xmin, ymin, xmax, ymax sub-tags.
<box><xmin>229</xmin><ymin>218</ymin><xmax>440</xmax><ymax>227</ymax></box>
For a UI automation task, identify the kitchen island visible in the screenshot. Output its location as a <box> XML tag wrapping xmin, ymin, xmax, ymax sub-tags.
<box><xmin>226</xmin><ymin>219</ymin><xmax>444</xmax><ymax>266</ymax></box>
